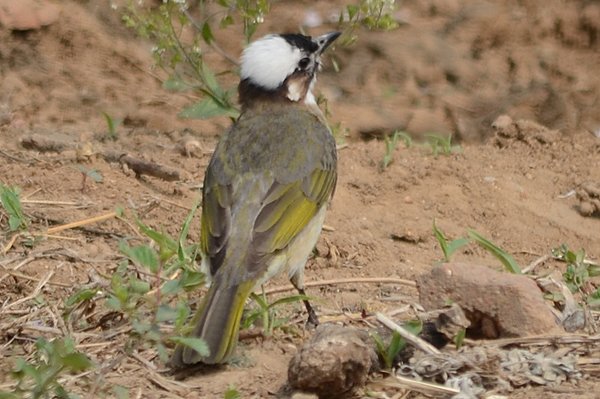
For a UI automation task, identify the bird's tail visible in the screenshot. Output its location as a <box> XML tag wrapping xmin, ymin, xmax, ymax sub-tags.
<box><xmin>171</xmin><ymin>279</ymin><xmax>255</xmax><ymax>366</ymax></box>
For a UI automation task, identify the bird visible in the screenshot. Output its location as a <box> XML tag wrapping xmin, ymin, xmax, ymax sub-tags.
<box><xmin>171</xmin><ymin>31</ymin><xmax>341</xmax><ymax>367</ymax></box>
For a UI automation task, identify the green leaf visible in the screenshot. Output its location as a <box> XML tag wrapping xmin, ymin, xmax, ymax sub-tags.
<box><xmin>346</xmin><ymin>4</ymin><xmax>359</xmax><ymax>20</ymax></box>
<box><xmin>403</xmin><ymin>319</ymin><xmax>423</xmax><ymax>335</ymax></box>
<box><xmin>468</xmin><ymin>230</ymin><xmax>522</xmax><ymax>274</ymax></box>
<box><xmin>220</xmin><ymin>15</ymin><xmax>234</xmax><ymax>28</ymax></box>
<box><xmin>129</xmin><ymin>277</ymin><xmax>151</xmax><ymax>294</ymax></box>
<box><xmin>447</xmin><ymin>238</ymin><xmax>470</xmax><ymax>257</ymax></box>
<box><xmin>0</xmin><ymin>392</ymin><xmax>20</xmax><ymax>399</ymax></box>
<box><xmin>249</xmin><ymin>293</ymin><xmax>269</xmax><ymax>311</ymax></box>
<box><xmin>386</xmin><ymin>331</ymin><xmax>403</xmax><ymax>366</ymax></box>
<box><xmin>65</xmin><ymin>288</ymin><xmax>98</xmax><ymax>308</ymax></box>
<box><xmin>156</xmin><ymin>304</ymin><xmax>178</xmax><ymax>322</ymax></box>
<box><xmin>433</xmin><ymin>220</ymin><xmax>469</xmax><ymax>262</ymax></box>
<box><xmin>174</xmin><ymin>301</ymin><xmax>191</xmax><ymax>329</ymax></box>
<box><xmin>132</xmin><ymin>320</ymin><xmax>151</xmax><ymax>335</ymax></box>
<box><xmin>454</xmin><ymin>328</ymin><xmax>466</xmax><ymax>349</ymax></box>
<box><xmin>61</xmin><ymin>353</ymin><xmax>92</xmax><ymax>372</ymax></box>
<box><xmin>589</xmin><ymin>264</ymin><xmax>600</xmax><ymax>277</ymax></box>
<box><xmin>0</xmin><ymin>184</ymin><xmax>27</xmax><ymax>231</ymax></box>
<box><xmin>87</xmin><ymin>169</ymin><xmax>103</xmax><ymax>183</ymax></box>
<box><xmin>224</xmin><ymin>386</ymin><xmax>241</xmax><ymax>399</ymax></box>
<box><xmin>160</xmin><ymin>279</ymin><xmax>181</xmax><ymax>296</ymax></box>
<box><xmin>119</xmin><ymin>243</ymin><xmax>160</xmax><ymax>273</ymax></box>
<box><xmin>433</xmin><ymin>220</ymin><xmax>449</xmax><ymax>259</ymax></box>
<box><xmin>179</xmin><ymin>97</ymin><xmax>238</xmax><ymax>120</ymax></box>
<box><xmin>163</xmin><ymin>75</ymin><xmax>189</xmax><ymax>92</ymax></box>
<box><xmin>178</xmin><ymin>199</ymin><xmax>200</xmax><ymax>263</ymax></box>
<box><xmin>106</xmin><ymin>295</ymin><xmax>122</xmax><ymax>311</ymax></box>
<box><xmin>201</xmin><ymin>22</ymin><xmax>214</xmax><ymax>44</ymax></box>
<box><xmin>200</xmin><ymin>62</ymin><xmax>223</xmax><ymax>96</ymax></box>
<box><xmin>180</xmin><ymin>270</ymin><xmax>205</xmax><ymax>289</ymax></box>
<box><xmin>170</xmin><ymin>337</ymin><xmax>210</xmax><ymax>357</ymax></box>
<box><xmin>267</xmin><ymin>294</ymin><xmax>312</xmax><ymax>310</ymax></box>
<box><xmin>135</xmin><ymin>220</ymin><xmax>177</xmax><ymax>261</ymax></box>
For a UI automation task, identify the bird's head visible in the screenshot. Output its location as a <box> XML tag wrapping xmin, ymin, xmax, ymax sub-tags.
<box><xmin>238</xmin><ymin>31</ymin><xmax>340</xmax><ymax>109</ymax></box>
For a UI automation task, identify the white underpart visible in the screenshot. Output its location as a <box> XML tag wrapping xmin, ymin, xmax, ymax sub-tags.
<box><xmin>241</xmin><ymin>35</ymin><xmax>302</xmax><ymax>90</ymax></box>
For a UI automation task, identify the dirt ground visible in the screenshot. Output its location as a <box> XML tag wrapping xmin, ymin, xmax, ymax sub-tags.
<box><xmin>1</xmin><ymin>0</ymin><xmax>600</xmax><ymax>398</ymax></box>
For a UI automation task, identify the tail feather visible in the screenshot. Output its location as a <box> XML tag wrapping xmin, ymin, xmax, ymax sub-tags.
<box><xmin>171</xmin><ymin>279</ymin><xmax>254</xmax><ymax>366</ymax></box>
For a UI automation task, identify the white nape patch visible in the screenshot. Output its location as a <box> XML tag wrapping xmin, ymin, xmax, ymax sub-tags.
<box><xmin>241</xmin><ymin>35</ymin><xmax>302</xmax><ymax>90</ymax></box>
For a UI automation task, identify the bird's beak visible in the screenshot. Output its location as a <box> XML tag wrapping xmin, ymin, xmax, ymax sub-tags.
<box><xmin>315</xmin><ymin>31</ymin><xmax>341</xmax><ymax>55</ymax></box>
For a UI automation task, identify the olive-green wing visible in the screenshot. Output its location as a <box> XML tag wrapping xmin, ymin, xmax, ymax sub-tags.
<box><xmin>200</xmin><ymin>166</ymin><xmax>335</xmax><ymax>279</ymax></box>
<box><xmin>249</xmin><ymin>167</ymin><xmax>336</xmax><ymax>272</ymax></box>
<box><xmin>199</xmin><ymin>171</ymin><xmax>232</xmax><ymax>276</ymax></box>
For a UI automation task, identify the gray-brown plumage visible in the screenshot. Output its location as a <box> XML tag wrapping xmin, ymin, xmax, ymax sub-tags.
<box><xmin>172</xmin><ymin>31</ymin><xmax>340</xmax><ymax>367</ymax></box>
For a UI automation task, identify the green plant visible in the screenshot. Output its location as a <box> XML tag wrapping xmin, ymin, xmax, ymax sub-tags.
<box><xmin>453</xmin><ymin>328</ymin><xmax>466</xmax><ymax>349</ymax></box>
<box><xmin>371</xmin><ymin>320</ymin><xmax>422</xmax><ymax>369</ymax></box>
<box><xmin>0</xmin><ymin>183</ymin><xmax>28</xmax><ymax>232</ymax></box>
<box><xmin>468</xmin><ymin>229</ymin><xmax>522</xmax><ymax>274</ymax></box>
<box><xmin>430</xmin><ymin>222</ymin><xmax>522</xmax><ymax>273</ymax></box>
<box><xmin>64</xmin><ymin>202</ymin><xmax>206</xmax><ymax>361</ymax></box>
<box><xmin>121</xmin><ymin>0</ymin><xmax>399</xmax><ymax>120</ymax></box>
<box><xmin>223</xmin><ymin>386</ymin><xmax>241</xmax><ymax>399</ymax></box>
<box><xmin>242</xmin><ymin>292</ymin><xmax>311</xmax><ymax>336</ymax></box>
<box><xmin>587</xmin><ymin>288</ymin><xmax>600</xmax><ymax>309</ymax></box>
<box><xmin>432</xmin><ymin>220</ymin><xmax>469</xmax><ymax>262</ymax></box>
<box><xmin>340</xmin><ymin>0</ymin><xmax>399</xmax><ymax>46</ymax></box>
<box><xmin>425</xmin><ymin>133</ymin><xmax>461</xmax><ymax>156</ymax></box>
<box><xmin>0</xmin><ymin>337</ymin><xmax>92</xmax><ymax>399</ymax></box>
<box><xmin>101</xmin><ymin>111</ymin><xmax>121</xmax><ymax>141</ymax></box>
<box><xmin>74</xmin><ymin>165</ymin><xmax>103</xmax><ymax>192</ymax></box>
<box><xmin>553</xmin><ymin>244</ymin><xmax>600</xmax><ymax>294</ymax></box>
<box><xmin>380</xmin><ymin>130</ymin><xmax>411</xmax><ymax>170</ymax></box>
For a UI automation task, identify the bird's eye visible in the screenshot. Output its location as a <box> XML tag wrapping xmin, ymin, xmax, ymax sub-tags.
<box><xmin>298</xmin><ymin>57</ymin><xmax>310</xmax><ymax>69</ymax></box>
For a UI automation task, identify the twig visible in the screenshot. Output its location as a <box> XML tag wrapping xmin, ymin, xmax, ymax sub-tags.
<box><xmin>130</xmin><ymin>352</ymin><xmax>158</xmax><ymax>371</ymax></box>
<box><xmin>152</xmin><ymin>195</ymin><xmax>193</xmax><ymax>211</ymax></box>
<box><xmin>469</xmin><ymin>333</ymin><xmax>600</xmax><ymax>347</ymax></box>
<box><xmin>38</xmin><ymin>234</ymin><xmax>81</xmax><ymax>241</ymax></box>
<box><xmin>22</xmin><ymin>188</ymin><xmax>42</xmax><ymax>200</ymax></box>
<box><xmin>387</xmin><ymin>305</ymin><xmax>411</xmax><ymax>317</ymax></box>
<box><xmin>1</xmin><ymin>270</ymin><xmax>54</xmax><ymax>311</ymax></box>
<box><xmin>2</xmin><ymin>233</ymin><xmax>19</xmax><ymax>254</ymax></box>
<box><xmin>522</xmin><ymin>254</ymin><xmax>550</xmax><ymax>274</ymax></box>
<box><xmin>103</xmin><ymin>151</ymin><xmax>181</xmax><ymax>181</ymax></box>
<box><xmin>322</xmin><ymin>224</ymin><xmax>335</xmax><ymax>232</ymax></box>
<box><xmin>19</xmin><ymin>133</ymin><xmax>182</xmax><ymax>182</ymax></box>
<box><xmin>0</xmin><ymin>148</ymin><xmax>35</xmax><ymax>163</ymax></box>
<box><xmin>0</xmin><ymin>269</ymin><xmax>71</xmax><ymax>287</ymax></box>
<box><xmin>376</xmin><ymin>312</ymin><xmax>441</xmax><ymax>355</ymax></box>
<box><xmin>21</xmin><ymin>199</ymin><xmax>81</xmax><ymax>206</ymax></box>
<box><xmin>46</xmin><ymin>211</ymin><xmax>117</xmax><ymax>235</ymax></box>
<box><xmin>378</xmin><ymin>375</ymin><xmax>460</xmax><ymax>396</ymax></box>
<box><xmin>21</xmin><ymin>324</ymin><xmax>63</xmax><ymax>335</ymax></box>
<box><xmin>182</xmin><ymin>9</ymin><xmax>239</xmax><ymax>66</ymax></box>
<box><xmin>263</xmin><ymin>277</ymin><xmax>416</xmax><ymax>295</ymax></box>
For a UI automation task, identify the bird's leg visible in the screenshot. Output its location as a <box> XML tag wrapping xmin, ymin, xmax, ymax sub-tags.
<box><xmin>290</xmin><ymin>273</ymin><xmax>319</xmax><ymax>326</ymax></box>
<box><xmin>296</xmin><ymin>287</ymin><xmax>319</xmax><ymax>326</ymax></box>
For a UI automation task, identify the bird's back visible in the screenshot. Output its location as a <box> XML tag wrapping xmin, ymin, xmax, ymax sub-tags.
<box><xmin>210</xmin><ymin>104</ymin><xmax>336</xmax><ymax>186</ymax></box>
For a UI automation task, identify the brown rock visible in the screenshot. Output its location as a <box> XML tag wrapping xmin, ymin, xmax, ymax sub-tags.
<box><xmin>0</xmin><ymin>0</ymin><xmax>60</xmax><ymax>30</ymax></box>
<box><xmin>576</xmin><ymin>182</ymin><xmax>600</xmax><ymax>217</ymax></box>
<box><xmin>417</xmin><ymin>263</ymin><xmax>562</xmax><ymax>338</ymax></box>
<box><xmin>492</xmin><ymin>116</ymin><xmax>561</xmax><ymax>146</ymax></box>
<box><xmin>288</xmin><ymin>324</ymin><xmax>377</xmax><ymax>398</ymax></box>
